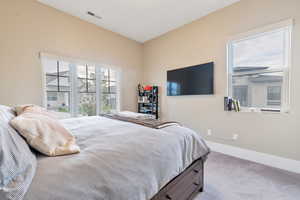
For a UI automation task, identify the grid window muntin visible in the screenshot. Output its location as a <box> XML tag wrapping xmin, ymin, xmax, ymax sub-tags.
<box><xmin>77</xmin><ymin>65</ymin><xmax>96</xmax><ymax>94</ymax></box>
<box><xmin>100</xmin><ymin>69</ymin><xmax>118</xmax><ymax>114</ymax></box>
<box><xmin>77</xmin><ymin>65</ymin><xmax>97</xmax><ymax>116</ymax></box>
<box><xmin>46</xmin><ymin>61</ymin><xmax>71</xmax><ymax>112</ymax></box>
<box><xmin>43</xmin><ymin>58</ymin><xmax>119</xmax><ymax>116</ymax></box>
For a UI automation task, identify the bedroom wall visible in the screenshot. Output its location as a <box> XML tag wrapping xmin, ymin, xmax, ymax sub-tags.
<box><xmin>142</xmin><ymin>0</ymin><xmax>300</xmax><ymax>161</ymax></box>
<box><xmin>0</xmin><ymin>0</ymin><xmax>143</xmax><ymax>111</ymax></box>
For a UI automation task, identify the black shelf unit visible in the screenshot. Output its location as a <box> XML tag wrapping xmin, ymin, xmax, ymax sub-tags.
<box><xmin>138</xmin><ymin>85</ymin><xmax>159</xmax><ymax>119</ymax></box>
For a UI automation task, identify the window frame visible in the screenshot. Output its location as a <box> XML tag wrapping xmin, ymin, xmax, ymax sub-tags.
<box><xmin>45</xmin><ymin>60</ymin><xmax>71</xmax><ymax>113</ymax></box>
<box><xmin>226</xmin><ymin>19</ymin><xmax>293</xmax><ymax>113</ymax></box>
<box><xmin>40</xmin><ymin>54</ymin><xmax>121</xmax><ymax>117</ymax></box>
<box><xmin>76</xmin><ymin>64</ymin><xmax>97</xmax><ymax>116</ymax></box>
<box><xmin>99</xmin><ymin>68</ymin><xmax>118</xmax><ymax>114</ymax></box>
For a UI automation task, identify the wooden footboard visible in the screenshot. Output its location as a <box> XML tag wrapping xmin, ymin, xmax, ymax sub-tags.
<box><xmin>151</xmin><ymin>157</ymin><xmax>204</xmax><ymax>200</ymax></box>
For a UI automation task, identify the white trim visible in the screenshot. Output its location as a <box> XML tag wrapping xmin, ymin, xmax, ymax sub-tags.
<box><xmin>70</xmin><ymin>63</ymin><xmax>77</xmax><ymax>116</ymax></box>
<box><xmin>40</xmin><ymin>57</ymin><xmax>48</xmax><ymax>108</ymax></box>
<box><xmin>228</xmin><ymin>18</ymin><xmax>294</xmax><ymax>42</ymax></box>
<box><xmin>95</xmin><ymin>66</ymin><xmax>101</xmax><ymax>115</ymax></box>
<box><xmin>207</xmin><ymin>141</ymin><xmax>300</xmax><ymax>174</ymax></box>
<box><xmin>98</xmin><ymin>66</ymin><xmax>121</xmax><ymax>113</ymax></box>
<box><xmin>116</xmin><ymin>68</ymin><xmax>122</xmax><ymax>112</ymax></box>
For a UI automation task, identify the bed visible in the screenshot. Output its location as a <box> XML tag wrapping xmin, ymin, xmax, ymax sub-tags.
<box><xmin>0</xmin><ymin>107</ymin><xmax>209</xmax><ymax>200</ymax></box>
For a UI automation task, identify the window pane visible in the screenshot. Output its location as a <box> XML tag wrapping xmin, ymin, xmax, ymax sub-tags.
<box><xmin>87</xmin><ymin>66</ymin><xmax>96</xmax><ymax>79</ymax></box>
<box><xmin>268</xmin><ymin>86</ymin><xmax>281</xmax><ymax>100</ymax></box>
<box><xmin>101</xmin><ymin>94</ymin><xmax>117</xmax><ymax>114</ymax></box>
<box><xmin>47</xmin><ymin>92</ymin><xmax>70</xmax><ymax>112</ymax></box>
<box><xmin>77</xmin><ymin>65</ymin><xmax>87</xmax><ymax>78</ymax></box>
<box><xmin>88</xmin><ymin>80</ymin><xmax>96</xmax><ymax>92</ymax></box>
<box><xmin>267</xmin><ymin>86</ymin><xmax>281</xmax><ymax>106</ymax></box>
<box><xmin>58</xmin><ymin>76</ymin><xmax>70</xmax><ymax>91</ymax></box>
<box><xmin>79</xmin><ymin>93</ymin><xmax>96</xmax><ymax>116</ymax></box>
<box><xmin>78</xmin><ymin>79</ymin><xmax>96</xmax><ymax>93</ymax></box>
<box><xmin>110</xmin><ymin>70</ymin><xmax>117</xmax><ymax>81</ymax></box>
<box><xmin>77</xmin><ymin>78</ymin><xmax>86</xmax><ymax>92</ymax></box>
<box><xmin>101</xmin><ymin>81</ymin><xmax>116</xmax><ymax>93</ymax></box>
<box><xmin>44</xmin><ymin>59</ymin><xmax>58</xmax><ymax>75</ymax></box>
<box><xmin>100</xmin><ymin>68</ymin><xmax>109</xmax><ymax>81</ymax></box>
<box><xmin>46</xmin><ymin>75</ymin><xmax>58</xmax><ymax>91</ymax></box>
<box><xmin>232</xmin><ymin>71</ymin><xmax>283</xmax><ymax>109</ymax></box>
<box><xmin>110</xmin><ymin>81</ymin><xmax>117</xmax><ymax>93</ymax></box>
<box><xmin>101</xmin><ymin>81</ymin><xmax>117</xmax><ymax>93</ymax></box>
<box><xmin>233</xmin><ymin>29</ymin><xmax>286</xmax><ymax>68</ymax></box>
<box><xmin>101</xmin><ymin>81</ymin><xmax>109</xmax><ymax>93</ymax></box>
<box><xmin>233</xmin><ymin>86</ymin><xmax>248</xmax><ymax>107</ymax></box>
<box><xmin>59</xmin><ymin>61</ymin><xmax>70</xmax><ymax>76</ymax></box>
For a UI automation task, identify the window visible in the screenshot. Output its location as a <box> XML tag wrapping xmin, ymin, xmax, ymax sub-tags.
<box><xmin>233</xmin><ymin>86</ymin><xmax>249</xmax><ymax>107</ymax></box>
<box><xmin>227</xmin><ymin>20</ymin><xmax>292</xmax><ymax>112</ymax></box>
<box><xmin>45</xmin><ymin>60</ymin><xmax>70</xmax><ymax>113</ymax></box>
<box><xmin>42</xmin><ymin>55</ymin><xmax>120</xmax><ymax>116</ymax></box>
<box><xmin>267</xmin><ymin>86</ymin><xmax>281</xmax><ymax>106</ymax></box>
<box><xmin>100</xmin><ymin>68</ymin><xmax>118</xmax><ymax>114</ymax></box>
<box><xmin>77</xmin><ymin>65</ymin><xmax>97</xmax><ymax>116</ymax></box>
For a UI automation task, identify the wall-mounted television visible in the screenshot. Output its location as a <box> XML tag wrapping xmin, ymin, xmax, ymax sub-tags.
<box><xmin>167</xmin><ymin>62</ymin><xmax>214</xmax><ymax>96</ymax></box>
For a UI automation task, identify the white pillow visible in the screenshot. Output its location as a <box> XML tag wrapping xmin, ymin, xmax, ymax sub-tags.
<box><xmin>116</xmin><ymin>111</ymin><xmax>155</xmax><ymax>120</ymax></box>
<box><xmin>10</xmin><ymin>105</ymin><xmax>80</xmax><ymax>157</ymax></box>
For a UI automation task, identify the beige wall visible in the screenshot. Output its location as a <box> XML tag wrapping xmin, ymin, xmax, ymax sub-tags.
<box><xmin>1</xmin><ymin>0</ymin><xmax>299</xmax><ymax>161</ymax></box>
<box><xmin>0</xmin><ymin>0</ymin><xmax>143</xmax><ymax>111</ymax></box>
<box><xmin>143</xmin><ymin>0</ymin><xmax>300</xmax><ymax>161</ymax></box>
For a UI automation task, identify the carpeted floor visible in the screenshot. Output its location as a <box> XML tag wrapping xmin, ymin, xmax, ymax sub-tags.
<box><xmin>195</xmin><ymin>152</ymin><xmax>300</xmax><ymax>200</ymax></box>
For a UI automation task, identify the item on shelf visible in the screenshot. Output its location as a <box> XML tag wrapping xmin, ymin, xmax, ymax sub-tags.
<box><xmin>144</xmin><ymin>85</ymin><xmax>153</xmax><ymax>91</ymax></box>
<box><xmin>138</xmin><ymin>84</ymin><xmax>144</xmax><ymax>96</ymax></box>
<box><xmin>224</xmin><ymin>97</ymin><xmax>241</xmax><ymax>112</ymax></box>
<box><xmin>138</xmin><ymin>84</ymin><xmax>159</xmax><ymax>119</ymax></box>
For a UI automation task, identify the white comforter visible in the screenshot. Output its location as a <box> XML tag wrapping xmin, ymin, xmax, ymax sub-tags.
<box><xmin>24</xmin><ymin>116</ymin><xmax>209</xmax><ymax>200</ymax></box>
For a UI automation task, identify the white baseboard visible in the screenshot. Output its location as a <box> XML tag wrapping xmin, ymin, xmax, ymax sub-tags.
<box><xmin>206</xmin><ymin>141</ymin><xmax>300</xmax><ymax>174</ymax></box>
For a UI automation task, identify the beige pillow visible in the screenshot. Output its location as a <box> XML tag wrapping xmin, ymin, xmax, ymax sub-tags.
<box><xmin>10</xmin><ymin>105</ymin><xmax>80</xmax><ymax>156</ymax></box>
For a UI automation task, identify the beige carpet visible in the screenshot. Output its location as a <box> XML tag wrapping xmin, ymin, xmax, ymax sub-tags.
<box><xmin>195</xmin><ymin>152</ymin><xmax>300</xmax><ymax>200</ymax></box>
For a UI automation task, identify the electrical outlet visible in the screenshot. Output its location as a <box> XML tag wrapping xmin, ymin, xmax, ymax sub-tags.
<box><xmin>207</xmin><ymin>129</ymin><xmax>212</xmax><ymax>136</ymax></box>
<box><xmin>232</xmin><ymin>134</ymin><xmax>239</xmax><ymax>141</ymax></box>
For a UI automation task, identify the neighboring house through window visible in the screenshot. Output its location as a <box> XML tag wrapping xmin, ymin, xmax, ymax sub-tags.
<box><xmin>45</xmin><ymin>60</ymin><xmax>70</xmax><ymax>113</ymax></box>
<box><xmin>227</xmin><ymin>19</ymin><xmax>292</xmax><ymax>112</ymax></box>
<box><xmin>233</xmin><ymin>85</ymin><xmax>249</xmax><ymax>107</ymax></box>
<box><xmin>267</xmin><ymin>86</ymin><xmax>281</xmax><ymax>106</ymax></box>
<box><xmin>41</xmin><ymin>54</ymin><xmax>120</xmax><ymax>116</ymax></box>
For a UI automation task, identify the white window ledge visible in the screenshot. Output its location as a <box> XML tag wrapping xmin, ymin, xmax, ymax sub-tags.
<box><xmin>228</xmin><ymin>107</ymin><xmax>290</xmax><ymax>114</ymax></box>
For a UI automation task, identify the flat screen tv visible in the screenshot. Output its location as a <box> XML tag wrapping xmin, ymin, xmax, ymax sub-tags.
<box><xmin>167</xmin><ymin>62</ymin><xmax>214</xmax><ymax>96</ymax></box>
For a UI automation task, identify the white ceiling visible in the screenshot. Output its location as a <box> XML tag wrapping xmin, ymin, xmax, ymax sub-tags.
<box><xmin>38</xmin><ymin>0</ymin><xmax>240</xmax><ymax>43</ymax></box>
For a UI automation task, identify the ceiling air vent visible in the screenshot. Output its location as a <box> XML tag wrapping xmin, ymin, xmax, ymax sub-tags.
<box><xmin>87</xmin><ymin>11</ymin><xmax>102</xmax><ymax>19</ymax></box>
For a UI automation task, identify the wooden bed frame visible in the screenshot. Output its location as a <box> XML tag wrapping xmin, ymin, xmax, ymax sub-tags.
<box><xmin>151</xmin><ymin>157</ymin><xmax>204</xmax><ymax>200</ymax></box>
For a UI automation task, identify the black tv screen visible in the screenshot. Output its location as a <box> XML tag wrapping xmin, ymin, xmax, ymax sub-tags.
<box><xmin>167</xmin><ymin>62</ymin><xmax>214</xmax><ymax>96</ymax></box>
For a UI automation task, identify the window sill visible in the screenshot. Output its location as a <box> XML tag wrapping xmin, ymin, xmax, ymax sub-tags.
<box><xmin>226</xmin><ymin>107</ymin><xmax>290</xmax><ymax>114</ymax></box>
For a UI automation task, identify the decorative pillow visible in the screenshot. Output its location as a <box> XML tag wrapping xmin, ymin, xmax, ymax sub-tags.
<box><xmin>0</xmin><ymin>105</ymin><xmax>37</xmax><ymax>200</ymax></box>
<box><xmin>10</xmin><ymin>105</ymin><xmax>80</xmax><ymax>157</ymax></box>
